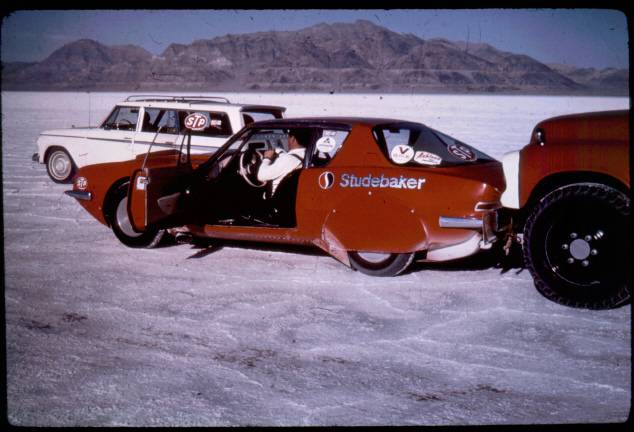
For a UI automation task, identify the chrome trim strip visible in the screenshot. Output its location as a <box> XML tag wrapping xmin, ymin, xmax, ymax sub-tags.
<box><xmin>474</xmin><ymin>201</ymin><xmax>501</xmax><ymax>211</ymax></box>
<box><xmin>438</xmin><ymin>216</ymin><xmax>482</xmax><ymax>229</ymax></box>
<box><xmin>64</xmin><ymin>190</ymin><xmax>92</xmax><ymax>201</ymax></box>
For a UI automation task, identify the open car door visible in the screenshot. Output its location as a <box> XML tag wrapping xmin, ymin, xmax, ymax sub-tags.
<box><xmin>127</xmin><ymin>163</ymin><xmax>193</xmax><ymax>232</ymax></box>
<box><xmin>127</xmin><ymin>113</ymin><xmax>214</xmax><ymax>232</ymax></box>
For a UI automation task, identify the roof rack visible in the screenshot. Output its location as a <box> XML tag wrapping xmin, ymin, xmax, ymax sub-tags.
<box><xmin>124</xmin><ymin>95</ymin><xmax>232</xmax><ymax>104</ymax></box>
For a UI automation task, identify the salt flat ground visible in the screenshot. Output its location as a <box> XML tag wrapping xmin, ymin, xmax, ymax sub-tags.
<box><xmin>2</xmin><ymin>92</ymin><xmax>631</xmax><ymax>426</ymax></box>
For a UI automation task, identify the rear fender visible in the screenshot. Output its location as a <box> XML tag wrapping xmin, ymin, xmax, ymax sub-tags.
<box><xmin>319</xmin><ymin>191</ymin><xmax>427</xmax><ymax>258</ymax></box>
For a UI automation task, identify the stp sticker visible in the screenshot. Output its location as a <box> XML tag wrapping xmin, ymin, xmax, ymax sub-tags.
<box><xmin>316</xmin><ymin>136</ymin><xmax>337</xmax><ymax>153</ymax></box>
<box><xmin>390</xmin><ymin>144</ymin><xmax>414</xmax><ymax>164</ymax></box>
<box><xmin>447</xmin><ymin>144</ymin><xmax>476</xmax><ymax>161</ymax></box>
<box><xmin>184</xmin><ymin>113</ymin><xmax>208</xmax><ymax>131</ymax></box>
<box><xmin>413</xmin><ymin>150</ymin><xmax>442</xmax><ymax>166</ymax></box>
<box><xmin>318</xmin><ymin>172</ymin><xmax>335</xmax><ymax>190</ymax></box>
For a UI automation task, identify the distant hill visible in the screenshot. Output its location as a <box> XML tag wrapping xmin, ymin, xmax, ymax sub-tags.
<box><xmin>1</xmin><ymin>20</ymin><xmax>628</xmax><ymax>95</ymax></box>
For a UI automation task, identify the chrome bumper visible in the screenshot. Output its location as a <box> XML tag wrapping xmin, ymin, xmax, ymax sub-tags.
<box><xmin>64</xmin><ymin>190</ymin><xmax>92</xmax><ymax>201</ymax></box>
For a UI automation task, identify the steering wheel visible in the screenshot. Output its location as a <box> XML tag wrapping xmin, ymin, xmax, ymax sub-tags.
<box><xmin>238</xmin><ymin>148</ymin><xmax>266</xmax><ymax>187</ymax></box>
<box><xmin>115</xmin><ymin>119</ymin><xmax>133</xmax><ymax>130</ymax></box>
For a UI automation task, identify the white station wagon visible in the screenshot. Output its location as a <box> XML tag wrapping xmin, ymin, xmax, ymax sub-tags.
<box><xmin>33</xmin><ymin>95</ymin><xmax>286</xmax><ymax>183</ymax></box>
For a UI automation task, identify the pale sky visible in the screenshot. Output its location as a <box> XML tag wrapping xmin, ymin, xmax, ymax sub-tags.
<box><xmin>1</xmin><ymin>9</ymin><xmax>629</xmax><ymax>69</ymax></box>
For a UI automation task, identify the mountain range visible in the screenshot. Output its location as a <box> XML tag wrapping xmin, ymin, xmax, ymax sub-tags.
<box><xmin>1</xmin><ymin>20</ymin><xmax>628</xmax><ymax>95</ymax></box>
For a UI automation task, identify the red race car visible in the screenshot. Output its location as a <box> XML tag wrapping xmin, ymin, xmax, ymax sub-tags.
<box><xmin>66</xmin><ymin>117</ymin><xmax>505</xmax><ymax>276</ymax></box>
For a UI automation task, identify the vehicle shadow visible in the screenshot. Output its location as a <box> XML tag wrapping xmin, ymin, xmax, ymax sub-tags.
<box><xmin>176</xmin><ymin>235</ymin><xmax>526</xmax><ymax>276</ymax></box>
<box><xmin>182</xmin><ymin>238</ymin><xmax>328</xmax><ymax>260</ymax></box>
<box><xmin>405</xmin><ymin>242</ymin><xmax>526</xmax><ymax>275</ymax></box>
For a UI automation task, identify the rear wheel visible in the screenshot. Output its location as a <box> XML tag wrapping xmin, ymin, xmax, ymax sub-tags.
<box><xmin>348</xmin><ymin>251</ymin><xmax>415</xmax><ymax>276</ymax></box>
<box><xmin>523</xmin><ymin>183</ymin><xmax>630</xmax><ymax>309</ymax></box>
<box><xmin>110</xmin><ymin>185</ymin><xmax>165</xmax><ymax>248</ymax></box>
<box><xmin>46</xmin><ymin>148</ymin><xmax>75</xmax><ymax>183</ymax></box>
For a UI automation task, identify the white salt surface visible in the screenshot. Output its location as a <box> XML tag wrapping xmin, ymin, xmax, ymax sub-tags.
<box><xmin>2</xmin><ymin>92</ymin><xmax>630</xmax><ymax>426</ymax></box>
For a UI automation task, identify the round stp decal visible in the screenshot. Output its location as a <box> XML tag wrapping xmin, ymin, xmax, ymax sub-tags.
<box><xmin>184</xmin><ymin>112</ymin><xmax>208</xmax><ymax>131</ymax></box>
<box><xmin>318</xmin><ymin>172</ymin><xmax>335</xmax><ymax>190</ymax></box>
<box><xmin>390</xmin><ymin>144</ymin><xmax>414</xmax><ymax>164</ymax></box>
<box><xmin>447</xmin><ymin>144</ymin><xmax>476</xmax><ymax>161</ymax></box>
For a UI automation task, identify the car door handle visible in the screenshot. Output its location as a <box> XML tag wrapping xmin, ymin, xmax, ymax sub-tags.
<box><xmin>124</xmin><ymin>136</ymin><xmax>133</xmax><ymax>140</ymax></box>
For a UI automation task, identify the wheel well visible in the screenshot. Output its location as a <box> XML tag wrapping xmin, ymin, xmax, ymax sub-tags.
<box><xmin>44</xmin><ymin>146</ymin><xmax>71</xmax><ymax>163</ymax></box>
<box><xmin>102</xmin><ymin>177</ymin><xmax>130</xmax><ymax>227</ymax></box>
<box><xmin>518</xmin><ymin>171</ymin><xmax>630</xmax><ymax>227</ymax></box>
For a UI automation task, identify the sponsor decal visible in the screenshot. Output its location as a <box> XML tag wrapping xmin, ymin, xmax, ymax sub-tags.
<box><xmin>75</xmin><ymin>177</ymin><xmax>88</xmax><ymax>190</ymax></box>
<box><xmin>447</xmin><ymin>144</ymin><xmax>476</xmax><ymax>161</ymax></box>
<box><xmin>316</xmin><ymin>136</ymin><xmax>337</xmax><ymax>153</ymax></box>
<box><xmin>340</xmin><ymin>173</ymin><xmax>425</xmax><ymax>190</ymax></box>
<box><xmin>413</xmin><ymin>150</ymin><xmax>442</xmax><ymax>166</ymax></box>
<box><xmin>390</xmin><ymin>144</ymin><xmax>415</xmax><ymax>164</ymax></box>
<box><xmin>136</xmin><ymin>176</ymin><xmax>149</xmax><ymax>191</ymax></box>
<box><xmin>323</xmin><ymin>130</ymin><xmax>337</xmax><ymax>137</ymax></box>
<box><xmin>210</xmin><ymin>119</ymin><xmax>222</xmax><ymax>127</ymax></box>
<box><xmin>318</xmin><ymin>171</ymin><xmax>335</xmax><ymax>189</ymax></box>
<box><xmin>184</xmin><ymin>112</ymin><xmax>208</xmax><ymax>131</ymax></box>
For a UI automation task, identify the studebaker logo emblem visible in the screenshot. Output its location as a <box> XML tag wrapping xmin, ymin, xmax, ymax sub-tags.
<box><xmin>184</xmin><ymin>113</ymin><xmax>208</xmax><ymax>131</ymax></box>
<box><xmin>318</xmin><ymin>172</ymin><xmax>335</xmax><ymax>189</ymax></box>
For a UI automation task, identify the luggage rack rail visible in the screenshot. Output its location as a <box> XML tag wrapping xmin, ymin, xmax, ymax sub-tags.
<box><xmin>125</xmin><ymin>95</ymin><xmax>231</xmax><ymax>104</ymax></box>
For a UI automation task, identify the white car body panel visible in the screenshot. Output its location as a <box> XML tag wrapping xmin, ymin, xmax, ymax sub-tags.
<box><xmin>500</xmin><ymin>150</ymin><xmax>521</xmax><ymax>209</ymax></box>
<box><xmin>35</xmin><ymin>97</ymin><xmax>285</xmax><ymax>173</ymax></box>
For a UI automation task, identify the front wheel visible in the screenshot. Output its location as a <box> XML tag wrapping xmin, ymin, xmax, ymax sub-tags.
<box><xmin>523</xmin><ymin>183</ymin><xmax>630</xmax><ymax>309</ymax></box>
<box><xmin>110</xmin><ymin>186</ymin><xmax>165</xmax><ymax>248</ymax></box>
<box><xmin>348</xmin><ymin>251</ymin><xmax>415</xmax><ymax>276</ymax></box>
<box><xmin>46</xmin><ymin>148</ymin><xmax>76</xmax><ymax>183</ymax></box>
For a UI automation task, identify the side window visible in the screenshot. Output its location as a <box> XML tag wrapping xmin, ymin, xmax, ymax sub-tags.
<box><xmin>141</xmin><ymin>108</ymin><xmax>179</xmax><ymax>134</ymax></box>
<box><xmin>102</xmin><ymin>106</ymin><xmax>139</xmax><ymax>131</ymax></box>
<box><xmin>374</xmin><ymin>125</ymin><xmax>491</xmax><ymax>167</ymax></box>
<box><xmin>179</xmin><ymin>111</ymin><xmax>232</xmax><ymax>137</ymax></box>
<box><xmin>310</xmin><ymin>129</ymin><xmax>349</xmax><ymax>168</ymax></box>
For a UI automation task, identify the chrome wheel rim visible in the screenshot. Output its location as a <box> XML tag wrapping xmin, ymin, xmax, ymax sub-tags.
<box><xmin>48</xmin><ymin>151</ymin><xmax>71</xmax><ymax>180</ymax></box>
<box><xmin>356</xmin><ymin>252</ymin><xmax>392</xmax><ymax>263</ymax></box>
<box><xmin>116</xmin><ymin>196</ymin><xmax>141</xmax><ymax>238</ymax></box>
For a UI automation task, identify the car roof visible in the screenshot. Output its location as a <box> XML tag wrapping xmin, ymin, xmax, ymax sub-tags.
<box><xmin>116</xmin><ymin>95</ymin><xmax>285</xmax><ymax>112</ymax></box>
<box><xmin>246</xmin><ymin>116</ymin><xmax>422</xmax><ymax>129</ymax></box>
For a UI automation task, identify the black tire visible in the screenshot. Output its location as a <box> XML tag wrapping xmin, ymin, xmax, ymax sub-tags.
<box><xmin>523</xmin><ymin>183</ymin><xmax>630</xmax><ymax>309</ymax></box>
<box><xmin>348</xmin><ymin>251</ymin><xmax>415</xmax><ymax>277</ymax></box>
<box><xmin>110</xmin><ymin>185</ymin><xmax>165</xmax><ymax>248</ymax></box>
<box><xmin>46</xmin><ymin>148</ymin><xmax>76</xmax><ymax>183</ymax></box>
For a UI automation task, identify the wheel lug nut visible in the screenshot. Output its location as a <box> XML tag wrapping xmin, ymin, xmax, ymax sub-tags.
<box><xmin>590</xmin><ymin>249</ymin><xmax>598</xmax><ymax>256</ymax></box>
<box><xmin>566</xmin><ymin>258</ymin><xmax>574</xmax><ymax>264</ymax></box>
<box><xmin>562</xmin><ymin>244</ymin><xmax>569</xmax><ymax>250</ymax></box>
<box><xmin>594</xmin><ymin>230</ymin><xmax>604</xmax><ymax>240</ymax></box>
<box><xmin>584</xmin><ymin>235</ymin><xmax>592</xmax><ymax>241</ymax></box>
<box><xmin>570</xmin><ymin>233</ymin><xmax>577</xmax><ymax>239</ymax></box>
<box><xmin>581</xmin><ymin>260</ymin><xmax>589</xmax><ymax>267</ymax></box>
